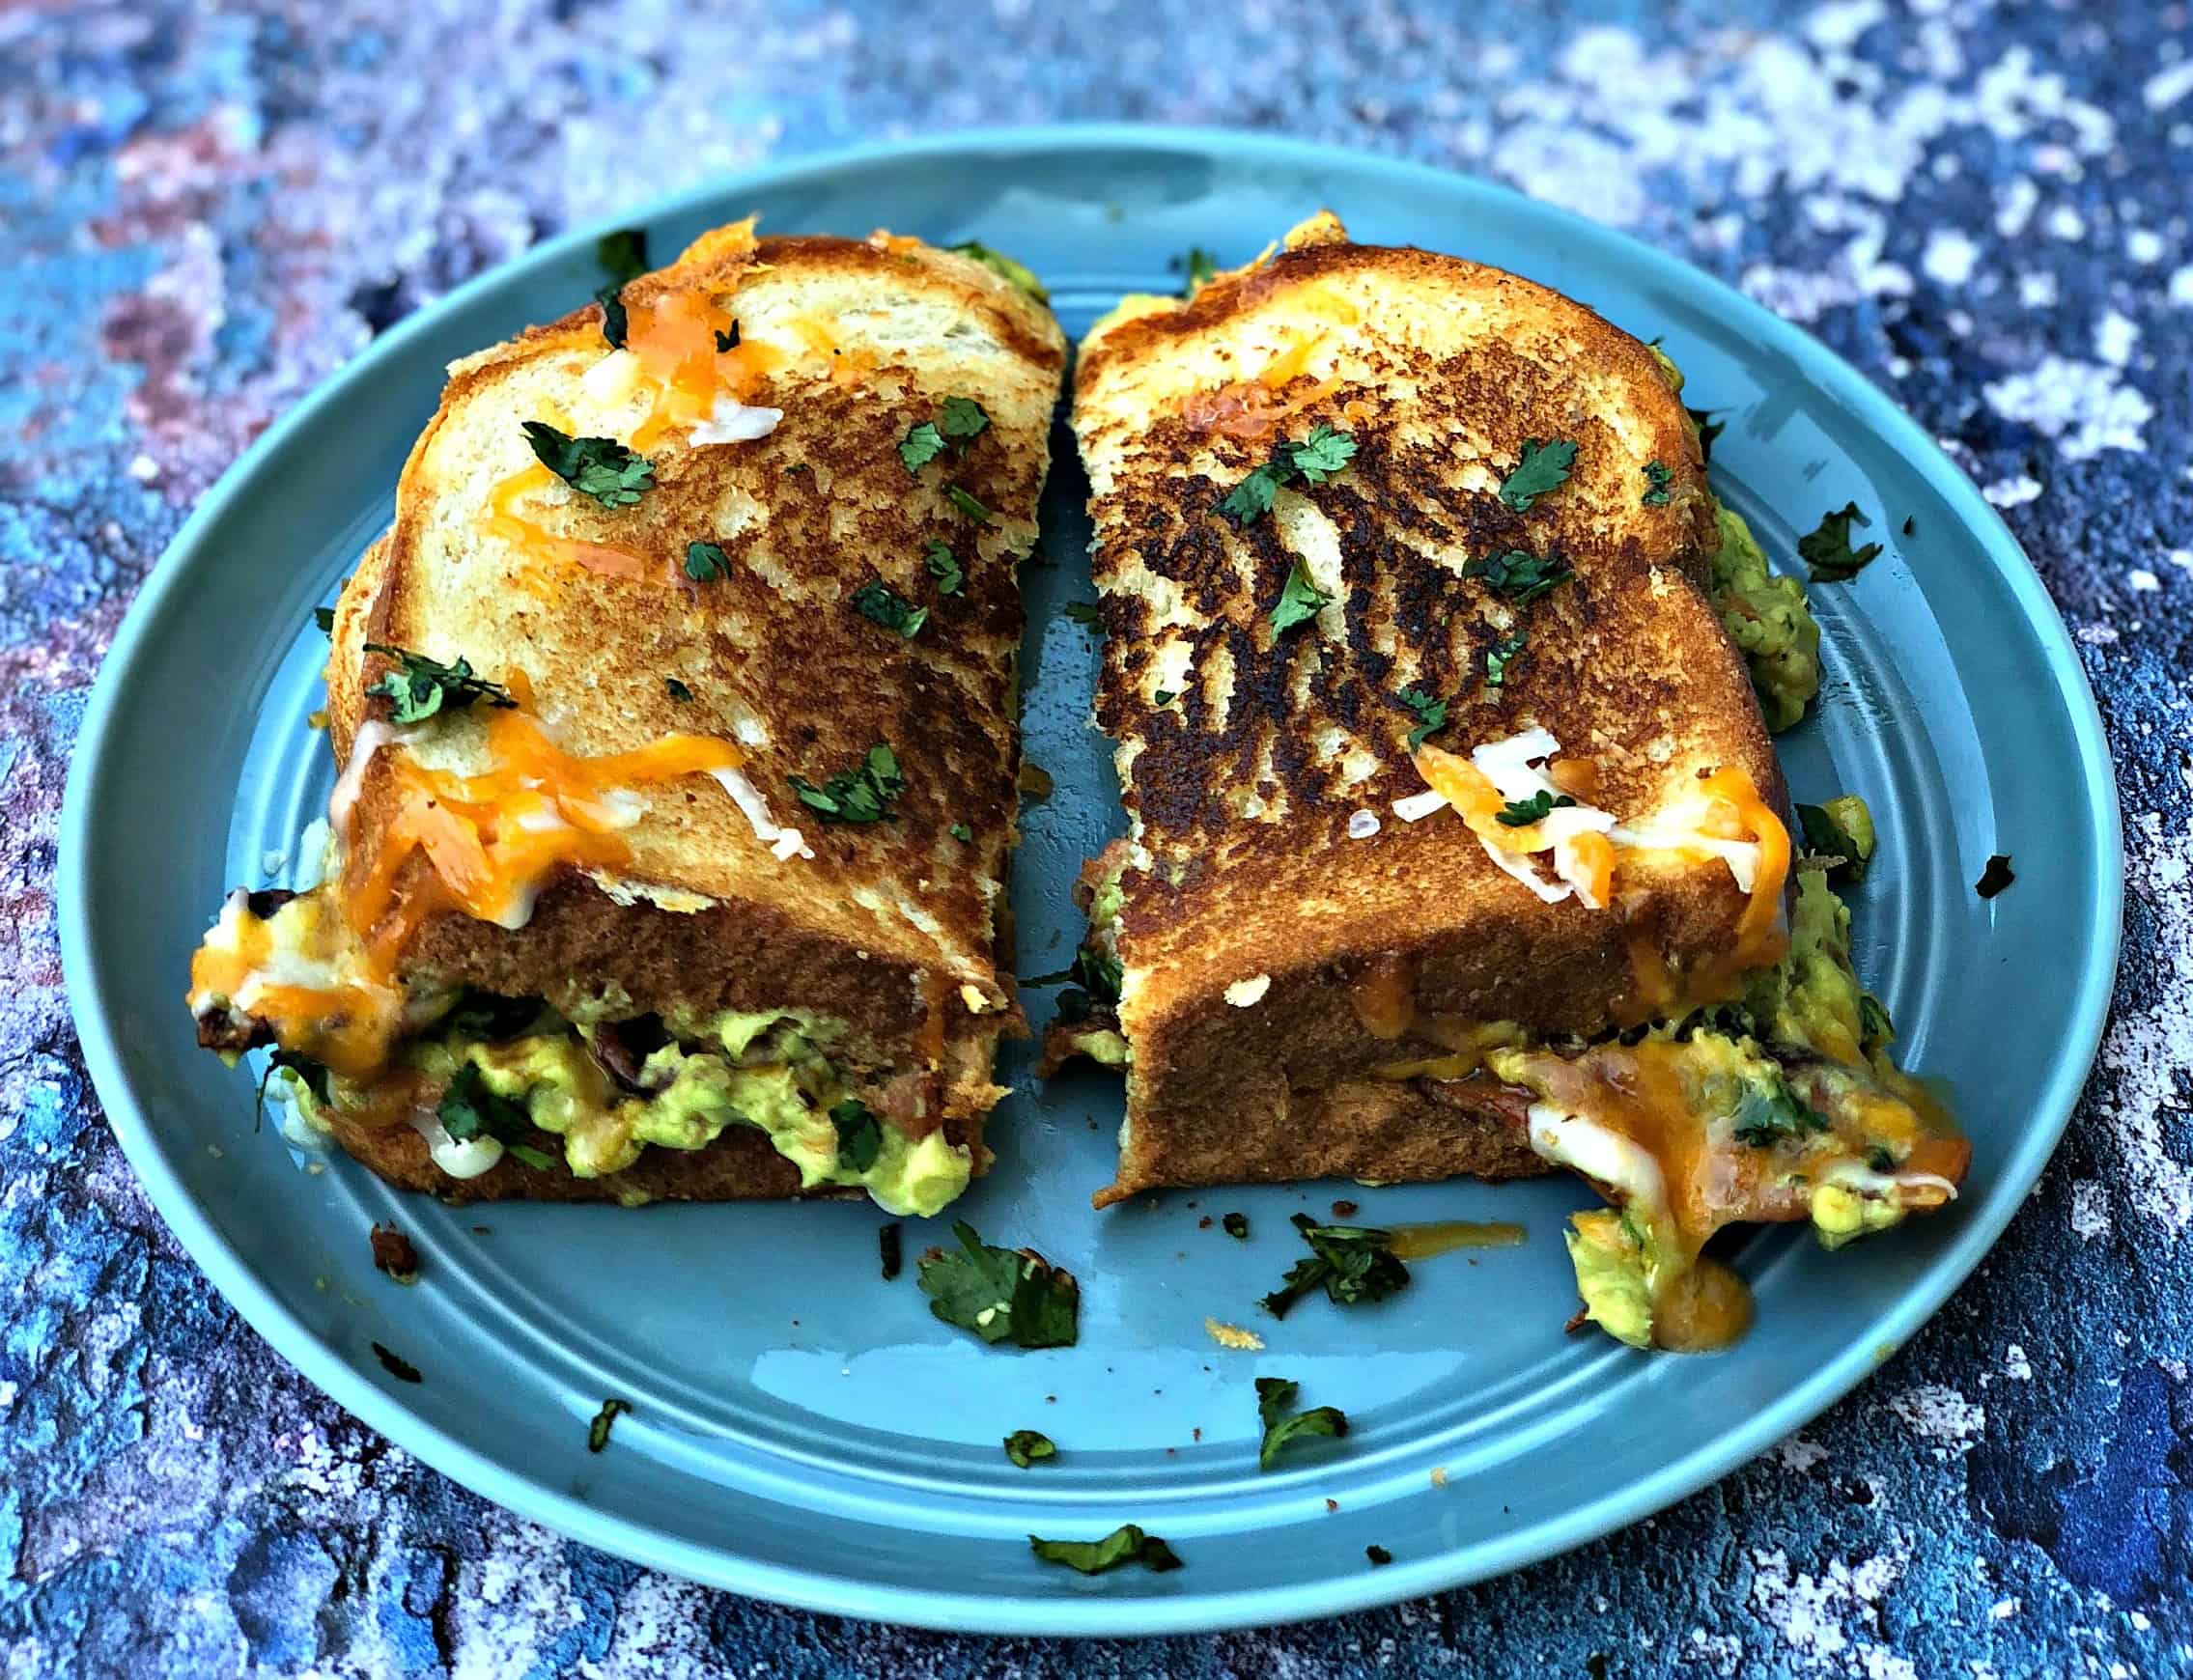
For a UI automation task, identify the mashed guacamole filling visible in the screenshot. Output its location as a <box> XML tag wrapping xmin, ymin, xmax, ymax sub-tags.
<box><xmin>1038</xmin><ymin>852</ymin><xmax>1133</xmax><ymax>1073</ymax></box>
<box><xmin>196</xmin><ymin>888</ymin><xmax>970</xmax><ymax>1217</ymax></box>
<box><xmin>1708</xmin><ymin>504</ymin><xmax>1822</xmax><ymax>733</ymax></box>
<box><xmin>1655</xmin><ymin>346</ymin><xmax>1823</xmax><ymax>735</ymax></box>
<box><xmin>1488</xmin><ymin>867</ymin><xmax>1968</xmax><ymax>1352</ymax></box>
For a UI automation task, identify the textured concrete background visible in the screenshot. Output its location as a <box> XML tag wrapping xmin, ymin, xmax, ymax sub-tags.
<box><xmin>3</xmin><ymin>1</ymin><xmax>2189</xmax><ymax>1674</ymax></box>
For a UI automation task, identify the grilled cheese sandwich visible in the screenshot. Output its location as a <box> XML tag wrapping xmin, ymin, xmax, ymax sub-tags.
<box><xmin>188</xmin><ymin>220</ymin><xmax>1065</xmax><ymax>1213</ymax></box>
<box><xmin>1063</xmin><ymin>213</ymin><xmax>1964</xmax><ymax>1348</ymax></box>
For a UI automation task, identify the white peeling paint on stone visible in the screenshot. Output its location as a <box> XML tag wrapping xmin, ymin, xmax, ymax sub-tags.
<box><xmin>1889</xmin><ymin>1384</ymin><xmax>1986</xmax><ymax>1455</ymax></box>
<box><xmin>2096</xmin><ymin>817</ymin><xmax>2193</xmax><ymax>1236</ymax></box>
<box><xmin>1750</xmin><ymin>1539</ymin><xmax>1917</xmax><ymax>1678</ymax></box>
<box><xmin>1982</xmin><ymin>356</ymin><xmax>2153</xmax><ymax>460</ymax></box>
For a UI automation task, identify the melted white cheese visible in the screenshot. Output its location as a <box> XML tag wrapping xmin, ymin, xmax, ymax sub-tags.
<box><xmin>328</xmin><ymin>719</ymin><xmax>398</xmax><ymax>837</ymax></box>
<box><xmin>1525</xmin><ymin>1101</ymin><xmax>1670</xmax><ymax>1210</ymax></box>
<box><xmin>688</xmin><ymin>397</ymin><xmax>783</xmax><ymax>446</ymax></box>
<box><xmin>707</xmin><ymin>766</ymin><xmax>813</xmax><ymax>861</ymax></box>
<box><xmin>408</xmin><ymin>1111</ymin><xmax>504</xmax><ymax>1179</ymax></box>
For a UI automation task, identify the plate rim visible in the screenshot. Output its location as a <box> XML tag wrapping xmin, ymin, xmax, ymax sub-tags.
<box><xmin>58</xmin><ymin>122</ymin><xmax>2124</xmax><ymax>1636</ymax></box>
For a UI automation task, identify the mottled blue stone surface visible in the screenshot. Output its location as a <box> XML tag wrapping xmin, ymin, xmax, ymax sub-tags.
<box><xmin>4</xmin><ymin>2</ymin><xmax>2189</xmax><ymax>1673</ymax></box>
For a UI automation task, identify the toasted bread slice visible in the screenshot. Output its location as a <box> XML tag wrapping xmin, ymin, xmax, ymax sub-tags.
<box><xmin>194</xmin><ymin>223</ymin><xmax>1065</xmax><ymax>1207</ymax></box>
<box><xmin>1069</xmin><ymin>213</ymin><xmax>1785</xmax><ymax>1205</ymax></box>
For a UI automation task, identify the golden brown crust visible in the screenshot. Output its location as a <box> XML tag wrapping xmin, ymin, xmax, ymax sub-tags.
<box><xmin>1094</xmin><ymin>1072</ymin><xmax>1541</xmax><ymax>1208</ymax></box>
<box><xmin>1072</xmin><ymin>216</ymin><xmax>1785</xmax><ymax>1201</ymax></box>
<box><xmin>302</xmin><ymin>224</ymin><xmax>1062</xmax><ymax>1202</ymax></box>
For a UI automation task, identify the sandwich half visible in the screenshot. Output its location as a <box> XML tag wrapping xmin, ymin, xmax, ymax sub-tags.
<box><xmin>188</xmin><ymin>220</ymin><xmax>1064</xmax><ymax>1215</ymax></box>
<box><xmin>1062</xmin><ymin>213</ymin><xmax>1965</xmax><ymax>1348</ymax></box>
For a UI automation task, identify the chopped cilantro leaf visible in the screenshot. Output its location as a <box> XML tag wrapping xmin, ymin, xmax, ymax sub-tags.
<box><xmin>1729</xmin><ymin>1078</ymin><xmax>1833</xmax><ymax>1148</ymax></box>
<box><xmin>715</xmin><ymin>321</ymin><xmax>741</xmax><ymax>353</ymax></box>
<box><xmin>664</xmin><ymin>678</ymin><xmax>692</xmax><ymax>702</ymax></box>
<box><xmin>1498</xmin><ymin>438</ymin><xmax>1578</xmax><ymax>511</ymax></box>
<box><xmin>372</xmin><ymin>1342</ymin><xmax>423</xmax><ymax>1384</ymax></box>
<box><xmin>1219</xmin><ymin>427</ymin><xmax>1359</xmax><ymax>523</ymax></box>
<box><xmin>923</xmin><ymin>538</ymin><xmax>965</xmax><ymax>596</ymax></box>
<box><xmin>595</xmin><ymin>282</ymin><xmax>629</xmax><ymax>350</ymax></box>
<box><xmin>1642</xmin><ymin>461</ymin><xmax>1673</xmax><ymax>505</ymax></box>
<box><xmin>851</xmin><ymin>578</ymin><xmax>930</xmax><ymax>638</ymax></box>
<box><xmin>945</xmin><ymin>484</ymin><xmax>993</xmax><ymax>523</ymax></box>
<box><xmin>1397</xmin><ymin>685</ymin><xmax>1449</xmax><ymax>748</ymax></box>
<box><xmin>1798</xmin><ymin>502</ymin><xmax>1885</xmax><ymax>582</ymax></box>
<box><xmin>1462</xmin><ymin>549</ymin><xmax>1572</xmax><ymax>605</ymax></box>
<box><xmin>1289</xmin><ymin>423</ymin><xmax>1358</xmax><ymax>483</ymax></box>
<box><xmin>918</xmin><ymin>1219</ymin><xmax>1080</xmax><ymax>1348</ymax></box>
<box><xmin>521</xmin><ymin>421</ymin><xmax>654</xmax><ymax>509</ymax></box>
<box><xmin>363</xmin><ymin>643</ymin><xmax>518</xmax><ymax>724</ymax></box>
<box><xmin>1485</xmin><ymin>632</ymin><xmax>1527</xmax><ymax>688</ymax></box>
<box><xmin>1153</xmin><ymin>688</ymin><xmax>1177</xmax><ymax>707</ymax></box>
<box><xmin>436</xmin><ymin>1064</ymin><xmax>530</xmax><ymax>1144</ymax></box>
<box><xmin>1061</xmin><ymin>600</ymin><xmax>1102</xmax><ymax>626</ymax></box>
<box><xmin>789</xmin><ymin>743</ymin><xmax>905</xmax><ymax>825</ymax></box>
<box><xmin>880</xmin><ymin>1221</ymin><xmax>903</xmax><ymax>1280</ymax></box>
<box><xmin>828</xmin><ymin>1098</ymin><xmax>883</xmax><ymax>1173</ymax></box>
<box><xmin>1495</xmin><ymin>789</ymin><xmax>1577</xmax><ymax>826</ymax></box>
<box><xmin>1901</xmin><ymin>514</ymin><xmax>1917</xmax><ymax>537</ymax></box>
<box><xmin>587</xmin><ymin>1397</ymin><xmax>632</xmax><ymax>1452</ymax></box>
<box><xmin>1270</xmin><ymin>559</ymin><xmax>1332</xmax><ymax>635</ymax></box>
<box><xmin>1182</xmin><ymin>246</ymin><xmax>1220</xmax><ymax>293</ymax></box>
<box><xmin>596</xmin><ymin>228</ymin><xmax>649</xmax><ymax>285</ymax></box>
<box><xmin>948</xmin><ymin>822</ymin><xmax>972</xmax><ymax>842</ymax></box>
<box><xmin>1029</xmin><ymin>1526</ymin><xmax>1181</xmax><ymax>1575</ymax></box>
<box><xmin>1260</xmin><ymin>1214</ymin><xmax>1410</xmax><ymax>1318</ymax></box>
<box><xmin>1004</xmin><ymin>1429</ymin><xmax>1057</xmax><ymax>1469</ymax></box>
<box><xmin>1366</xmin><ymin>1545</ymin><xmax>1393</xmax><ymax>1567</ymax></box>
<box><xmin>1219</xmin><ymin>461</ymin><xmax>1288</xmax><ymax>523</ymax></box>
<box><xmin>1869</xmin><ymin>1146</ymin><xmax>1897</xmax><ymax>1173</ymax></box>
<box><xmin>1686</xmin><ymin>406</ymin><xmax>1726</xmax><ymax>463</ymax></box>
<box><xmin>939</xmin><ymin>395</ymin><xmax>991</xmax><ymax>440</ymax></box>
<box><xmin>899</xmin><ymin>422</ymin><xmax>946</xmax><ymax>474</ymax></box>
<box><xmin>685</xmin><ymin>541</ymin><xmax>730</xmax><ymax>582</ymax></box>
<box><xmin>1072</xmin><ymin>944</ymin><xmax>1123</xmax><ymax>1007</ymax></box>
<box><xmin>1223</xmin><ymin>1212</ymin><xmax>1249</xmax><ymax>1239</ymax></box>
<box><xmin>1255</xmin><ymin>1376</ymin><xmax>1349</xmax><ymax>1470</ymax></box>
<box><xmin>1976</xmin><ymin>854</ymin><xmax>2015</xmax><ymax>899</ymax></box>
<box><xmin>313</xmin><ymin>605</ymin><xmax>335</xmax><ymax>635</ymax></box>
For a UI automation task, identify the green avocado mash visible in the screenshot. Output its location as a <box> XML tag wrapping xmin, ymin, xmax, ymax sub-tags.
<box><xmin>1739</xmin><ymin>868</ymin><xmax>1895</xmax><ymax>1069</ymax></box>
<box><xmin>350</xmin><ymin>1006</ymin><xmax>970</xmax><ymax>1216</ymax></box>
<box><xmin>1708</xmin><ymin>504</ymin><xmax>1821</xmax><ymax>733</ymax></box>
<box><xmin>1565</xmin><ymin>1209</ymin><xmax>1657</xmax><ymax>1349</ymax></box>
<box><xmin>1061</xmin><ymin>1027</ymin><xmax>1131</xmax><ymax>1068</ymax></box>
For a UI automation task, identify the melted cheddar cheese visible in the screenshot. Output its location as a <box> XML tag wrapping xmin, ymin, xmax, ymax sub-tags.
<box><xmin>1493</xmin><ymin>1033</ymin><xmax>1968</xmax><ymax>1353</ymax></box>
<box><xmin>339</xmin><ymin>701</ymin><xmax>745</xmax><ymax>977</ymax></box>
<box><xmin>1401</xmin><ymin>730</ymin><xmax>1792</xmax><ymax>1004</ymax></box>
<box><xmin>188</xmin><ymin>697</ymin><xmax>749</xmax><ymax>1082</ymax></box>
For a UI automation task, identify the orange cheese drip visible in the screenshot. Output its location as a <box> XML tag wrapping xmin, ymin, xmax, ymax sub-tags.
<box><xmin>1696</xmin><ymin>767</ymin><xmax>1792</xmax><ymax>974</ymax></box>
<box><xmin>629</xmin><ymin>287</ymin><xmax>742</xmax><ymax>448</ymax></box>
<box><xmin>340</xmin><ymin>705</ymin><xmax>745</xmax><ymax>980</ymax></box>
<box><xmin>187</xmin><ymin>901</ymin><xmax>404</xmax><ymax>1078</ymax></box>
<box><xmin>483</xmin><ymin>462</ymin><xmax>656</xmax><ymax>589</ymax></box>
<box><xmin>1564</xmin><ymin>829</ymin><xmax>1617</xmax><ymax>908</ymax></box>
<box><xmin>1410</xmin><ymin>743</ymin><xmax>1542</xmax><ymax>853</ymax></box>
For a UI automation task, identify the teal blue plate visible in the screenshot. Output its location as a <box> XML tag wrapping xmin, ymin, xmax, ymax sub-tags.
<box><xmin>59</xmin><ymin>128</ymin><xmax>2121</xmax><ymax>1635</ymax></box>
